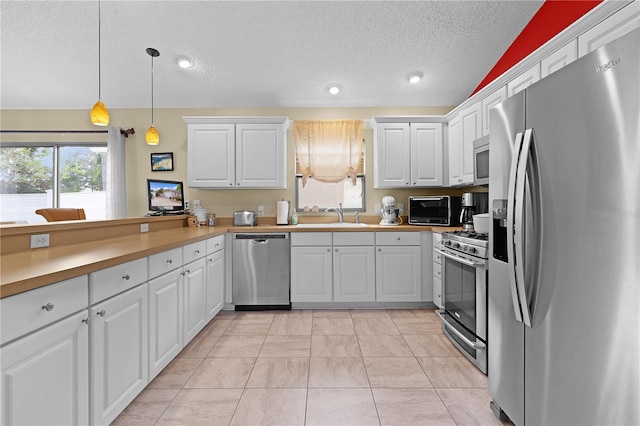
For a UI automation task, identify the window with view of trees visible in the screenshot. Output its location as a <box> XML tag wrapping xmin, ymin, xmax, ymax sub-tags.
<box><xmin>0</xmin><ymin>144</ymin><xmax>108</xmax><ymax>223</ymax></box>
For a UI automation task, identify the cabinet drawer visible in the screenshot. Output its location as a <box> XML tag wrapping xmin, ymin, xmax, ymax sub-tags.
<box><xmin>433</xmin><ymin>249</ymin><xmax>442</xmax><ymax>264</ymax></box>
<box><xmin>433</xmin><ymin>262</ymin><xmax>442</xmax><ymax>280</ymax></box>
<box><xmin>333</xmin><ymin>232</ymin><xmax>374</xmax><ymax>246</ymax></box>
<box><xmin>291</xmin><ymin>232</ymin><xmax>332</xmax><ymax>246</ymax></box>
<box><xmin>1</xmin><ymin>275</ymin><xmax>88</xmax><ymax>345</ymax></box>
<box><xmin>183</xmin><ymin>240</ymin><xmax>207</xmax><ymax>264</ymax></box>
<box><xmin>375</xmin><ymin>232</ymin><xmax>420</xmax><ymax>246</ymax></box>
<box><xmin>207</xmin><ymin>235</ymin><xmax>225</xmax><ymax>254</ymax></box>
<box><xmin>148</xmin><ymin>248</ymin><xmax>183</xmax><ymax>279</ymax></box>
<box><xmin>90</xmin><ymin>258</ymin><xmax>148</xmax><ymax>304</ymax></box>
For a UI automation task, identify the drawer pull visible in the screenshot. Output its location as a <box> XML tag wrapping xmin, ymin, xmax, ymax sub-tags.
<box><xmin>122</xmin><ymin>274</ymin><xmax>131</xmax><ymax>280</ymax></box>
<box><xmin>97</xmin><ymin>310</ymin><xmax>106</xmax><ymax>317</ymax></box>
<box><xmin>42</xmin><ymin>303</ymin><xmax>54</xmax><ymax>312</ymax></box>
<box><xmin>166</xmin><ymin>259</ymin><xmax>173</xmax><ymax>264</ymax></box>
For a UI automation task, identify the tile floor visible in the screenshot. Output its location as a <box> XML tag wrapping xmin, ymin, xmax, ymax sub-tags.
<box><xmin>114</xmin><ymin>309</ymin><xmax>511</xmax><ymax>426</ymax></box>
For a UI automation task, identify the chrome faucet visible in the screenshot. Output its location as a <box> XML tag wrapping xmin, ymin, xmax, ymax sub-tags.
<box><xmin>325</xmin><ymin>203</ymin><xmax>344</xmax><ymax>223</ymax></box>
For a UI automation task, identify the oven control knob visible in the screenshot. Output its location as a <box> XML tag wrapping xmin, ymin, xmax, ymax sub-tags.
<box><xmin>453</xmin><ymin>243</ymin><xmax>461</xmax><ymax>249</ymax></box>
<box><xmin>468</xmin><ymin>247</ymin><xmax>476</xmax><ymax>254</ymax></box>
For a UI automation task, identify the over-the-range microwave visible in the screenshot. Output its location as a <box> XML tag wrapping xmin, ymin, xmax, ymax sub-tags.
<box><xmin>408</xmin><ymin>196</ymin><xmax>461</xmax><ymax>226</ymax></box>
<box><xmin>473</xmin><ymin>135</ymin><xmax>490</xmax><ymax>186</ymax></box>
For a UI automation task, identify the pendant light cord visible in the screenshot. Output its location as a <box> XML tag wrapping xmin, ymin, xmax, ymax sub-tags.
<box><xmin>98</xmin><ymin>0</ymin><xmax>101</xmax><ymax>100</ymax></box>
<box><xmin>151</xmin><ymin>53</ymin><xmax>154</xmax><ymax>125</ymax></box>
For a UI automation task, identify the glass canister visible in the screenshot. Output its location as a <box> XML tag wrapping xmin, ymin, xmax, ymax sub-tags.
<box><xmin>207</xmin><ymin>213</ymin><xmax>216</xmax><ymax>226</ymax></box>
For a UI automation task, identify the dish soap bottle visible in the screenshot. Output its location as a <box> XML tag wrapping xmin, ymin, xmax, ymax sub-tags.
<box><xmin>291</xmin><ymin>208</ymin><xmax>298</xmax><ymax>225</ymax></box>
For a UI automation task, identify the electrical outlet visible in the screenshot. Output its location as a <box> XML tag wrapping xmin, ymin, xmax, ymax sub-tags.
<box><xmin>140</xmin><ymin>223</ymin><xmax>149</xmax><ymax>233</ymax></box>
<box><xmin>184</xmin><ymin>200</ymin><xmax>190</xmax><ymax>211</ymax></box>
<box><xmin>193</xmin><ymin>199</ymin><xmax>201</xmax><ymax>208</ymax></box>
<box><xmin>375</xmin><ymin>203</ymin><xmax>381</xmax><ymax>214</ymax></box>
<box><xmin>257</xmin><ymin>205</ymin><xmax>264</xmax><ymax>215</ymax></box>
<box><xmin>398</xmin><ymin>203</ymin><xmax>404</xmax><ymax>214</ymax></box>
<box><xmin>30</xmin><ymin>234</ymin><xmax>50</xmax><ymax>248</ymax></box>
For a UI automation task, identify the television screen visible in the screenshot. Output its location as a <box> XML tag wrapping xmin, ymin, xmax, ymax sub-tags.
<box><xmin>147</xmin><ymin>179</ymin><xmax>185</xmax><ymax>212</ymax></box>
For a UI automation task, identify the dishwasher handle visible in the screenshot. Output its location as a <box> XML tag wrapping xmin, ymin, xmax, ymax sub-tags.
<box><xmin>234</xmin><ymin>233</ymin><xmax>289</xmax><ymax>240</ymax></box>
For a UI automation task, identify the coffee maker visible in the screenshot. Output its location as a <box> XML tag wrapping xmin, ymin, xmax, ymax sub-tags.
<box><xmin>460</xmin><ymin>192</ymin><xmax>489</xmax><ymax>231</ymax></box>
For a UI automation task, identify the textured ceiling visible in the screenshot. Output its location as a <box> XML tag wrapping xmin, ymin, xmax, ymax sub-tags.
<box><xmin>1</xmin><ymin>1</ymin><xmax>543</xmax><ymax>110</ymax></box>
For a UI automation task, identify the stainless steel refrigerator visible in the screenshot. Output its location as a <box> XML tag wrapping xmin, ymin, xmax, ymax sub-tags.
<box><xmin>488</xmin><ymin>28</ymin><xmax>639</xmax><ymax>426</ymax></box>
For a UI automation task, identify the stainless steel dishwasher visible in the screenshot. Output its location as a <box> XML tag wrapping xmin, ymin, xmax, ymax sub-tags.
<box><xmin>232</xmin><ymin>233</ymin><xmax>291</xmax><ymax>310</ymax></box>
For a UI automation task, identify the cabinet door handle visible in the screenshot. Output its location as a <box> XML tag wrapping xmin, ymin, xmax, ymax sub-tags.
<box><xmin>335</xmin><ymin>249</ymin><xmax>338</xmax><ymax>252</ymax></box>
<box><xmin>326</xmin><ymin>248</ymin><xmax>331</xmax><ymax>252</ymax></box>
<box><xmin>378</xmin><ymin>248</ymin><xmax>382</xmax><ymax>252</ymax></box>
<box><xmin>195</xmin><ymin>250</ymin><xmax>200</xmax><ymax>255</ymax></box>
<box><xmin>97</xmin><ymin>310</ymin><xmax>106</xmax><ymax>317</ymax></box>
<box><xmin>42</xmin><ymin>302</ymin><xmax>54</xmax><ymax>312</ymax></box>
<box><xmin>208</xmin><ymin>258</ymin><xmax>213</xmax><ymax>263</ymax></box>
<box><xmin>82</xmin><ymin>317</ymin><xmax>91</xmax><ymax>325</ymax></box>
<box><xmin>122</xmin><ymin>274</ymin><xmax>131</xmax><ymax>280</ymax></box>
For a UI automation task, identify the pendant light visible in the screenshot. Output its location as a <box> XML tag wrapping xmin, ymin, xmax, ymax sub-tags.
<box><xmin>90</xmin><ymin>0</ymin><xmax>109</xmax><ymax>126</ymax></box>
<box><xmin>145</xmin><ymin>47</ymin><xmax>160</xmax><ymax>145</ymax></box>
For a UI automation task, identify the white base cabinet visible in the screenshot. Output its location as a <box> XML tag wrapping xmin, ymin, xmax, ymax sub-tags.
<box><xmin>376</xmin><ymin>246</ymin><xmax>421</xmax><ymax>302</ymax></box>
<box><xmin>333</xmin><ymin>246</ymin><xmax>376</xmax><ymax>302</ymax></box>
<box><xmin>291</xmin><ymin>246</ymin><xmax>333</xmax><ymax>302</ymax></box>
<box><xmin>1</xmin><ymin>310</ymin><xmax>89</xmax><ymax>426</ymax></box>
<box><xmin>91</xmin><ymin>284</ymin><xmax>148</xmax><ymax>426</ymax></box>
<box><xmin>182</xmin><ymin>258</ymin><xmax>207</xmax><ymax>344</ymax></box>
<box><xmin>375</xmin><ymin>232</ymin><xmax>421</xmax><ymax>302</ymax></box>
<box><xmin>148</xmin><ymin>269</ymin><xmax>183</xmax><ymax>380</ymax></box>
<box><xmin>432</xmin><ymin>233</ymin><xmax>443</xmax><ymax>309</ymax></box>
<box><xmin>206</xmin><ymin>250</ymin><xmax>225</xmax><ymax>321</ymax></box>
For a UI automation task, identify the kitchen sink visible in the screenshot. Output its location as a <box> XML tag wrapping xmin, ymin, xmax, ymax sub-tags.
<box><xmin>295</xmin><ymin>223</ymin><xmax>370</xmax><ymax>228</ymax></box>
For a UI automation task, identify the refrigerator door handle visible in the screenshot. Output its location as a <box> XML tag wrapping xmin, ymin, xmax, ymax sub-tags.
<box><xmin>514</xmin><ymin>128</ymin><xmax>535</xmax><ymax>327</ymax></box>
<box><xmin>507</xmin><ymin>132</ymin><xmax>525</xmax><ymax>323</ymax></box>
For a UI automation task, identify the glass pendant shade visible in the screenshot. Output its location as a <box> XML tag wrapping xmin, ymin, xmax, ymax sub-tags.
<box><xmin>146</xmin><ymin>126</ymin><xmax>160</xmax><ymax>145</ymax></box>
<box><xmin>90</xmin><ymin>100</ymin><xmax>110</xmax><ymax>126</ymax></box>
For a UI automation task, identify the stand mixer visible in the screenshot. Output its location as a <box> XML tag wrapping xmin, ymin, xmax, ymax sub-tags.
<box><xmin>379</xmin><ymin>195</ymin><xmax>400</xmax><ymax>225</ymax></box>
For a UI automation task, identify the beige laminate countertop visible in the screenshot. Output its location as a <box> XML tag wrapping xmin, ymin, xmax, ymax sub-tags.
<box><xmin>0</xmin><ymin>223</ymin><xmax>460</xmax><ymax>299</ymax></box>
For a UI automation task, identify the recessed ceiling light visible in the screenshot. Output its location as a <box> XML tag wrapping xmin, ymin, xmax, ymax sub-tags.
<box><xmin>326</xmin><ymin>83</ymin><xmax>342</xmax><ymax>95</ymax></box>
<box><xmin>406</xmin><ymin>71</ymin><xmax>424</xmax><ymax>84</ymax></box>
<box><xmin>176</xmin><ymin>56</ymin><xmax>194</xmax><ymax>69</ymax></box>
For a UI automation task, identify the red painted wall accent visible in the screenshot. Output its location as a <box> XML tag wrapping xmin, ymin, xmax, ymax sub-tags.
<box><xmin>470</xmin><ymin>0</ymin><xmax>602</xmax><ymax>97</ymax></box>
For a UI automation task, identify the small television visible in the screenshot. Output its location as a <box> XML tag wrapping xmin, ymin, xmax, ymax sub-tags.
<box><xmin>147</xmin><ymin>179</ymin><xmax>185</xmax><ymax>213</ymax></box>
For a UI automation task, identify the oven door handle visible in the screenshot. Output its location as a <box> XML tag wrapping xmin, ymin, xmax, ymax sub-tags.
<box><xmin>436</xmin><ymin>310</ymin><xmax>486</xmax><ymax>350</ymax></box>
<box><xmin>434</xmin><ymin>248</ymin><xmax>482</xmax><ymax>268</ymax></box>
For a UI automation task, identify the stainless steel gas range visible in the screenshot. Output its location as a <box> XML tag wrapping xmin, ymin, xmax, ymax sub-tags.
<box><xmin>435</xmin><ymin>230</ymin><xmax>488</xmax><ymax>373</ymax></box>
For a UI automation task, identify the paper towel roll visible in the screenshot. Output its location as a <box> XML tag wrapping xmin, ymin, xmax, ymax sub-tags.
<box><xmin>276</xmin><ymin>200</ymin><xmax>290</xmax><ymax>225</ymax></box>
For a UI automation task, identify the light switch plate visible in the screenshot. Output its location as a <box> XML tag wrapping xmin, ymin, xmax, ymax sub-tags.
<box><xmin>184</xmin><ymin>200</ymin><xmax>190</xmax><ymax>211</ymax></box>
<box><xmin>258</xmin><ymin>205</ymin><xmax>264</xmax><ymax>215</ymax></box>
<box><xmin>140</xmin><ymin>223</ymin><xmax>149</xmax><ymax>233</ymax></box>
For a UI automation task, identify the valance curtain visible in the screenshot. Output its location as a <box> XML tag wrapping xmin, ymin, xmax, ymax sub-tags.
<box><xmin>106</xmin><ymin>126</ymin><xmax>127</xmax><ymax>218</ymax></box>
<box><xmin>294</xmin><ymin>120</ymin><xmax>363</xmax><ymax>187</ymax></box>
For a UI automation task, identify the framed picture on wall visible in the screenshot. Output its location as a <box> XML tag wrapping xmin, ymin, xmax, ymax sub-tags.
<box><xmin>151</xmin><ymin>152</ymin><xmax>174</xmax><ymax>171</ymax></box>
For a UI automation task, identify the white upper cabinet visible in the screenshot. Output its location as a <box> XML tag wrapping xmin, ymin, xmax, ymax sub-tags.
<box><xmin>578</xmin><ymin>1</ymin><xmax>640</xmax><ymax>57</ymax></box>
<box><xmin>449</xmin><ymin>103</ymin><xmax>480</xmax><ymax>187</ymax></box>
<box><xmin>541</xmin><ymin>40</ymin><xmax>578</xmax><ymax>78</ymax></box>
<box><xmin>410</xmin><ymin>123</ymin><xmax>444</xmax><ymax>187</ymax></box>
<box><xmin>481</xmin><ymin>85</ymin><xmax>507</xmax><ymax>136</ymax></box>
<box><xmin>373</xmin><ymin>122</ymin><xmax>411</xmax><ymax>188</ymax></box>
<box><xmin>184</xmin><ymin>117</ymin><xmax>288</xmax><ymax>189</ymax></box>
<box><xmin>373</xmin><ymin>118</ymin><xmax>445</xmax><ymax>188</ymax></box>
<box><xmin>507</xmin><ymin>63</ymin><xmax>541</xmax><ymax>97</ymax></box>
<box><xmin>187</xmin><ymin>123</ymin><xmax>236</xmax><ymax>188</ymax></box>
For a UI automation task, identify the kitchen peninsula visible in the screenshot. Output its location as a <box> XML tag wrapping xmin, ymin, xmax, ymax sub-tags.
<box><xmin>1</xmin><ymin>215</ymin><xmax>459</xmax><ymax>425</ymax></box>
